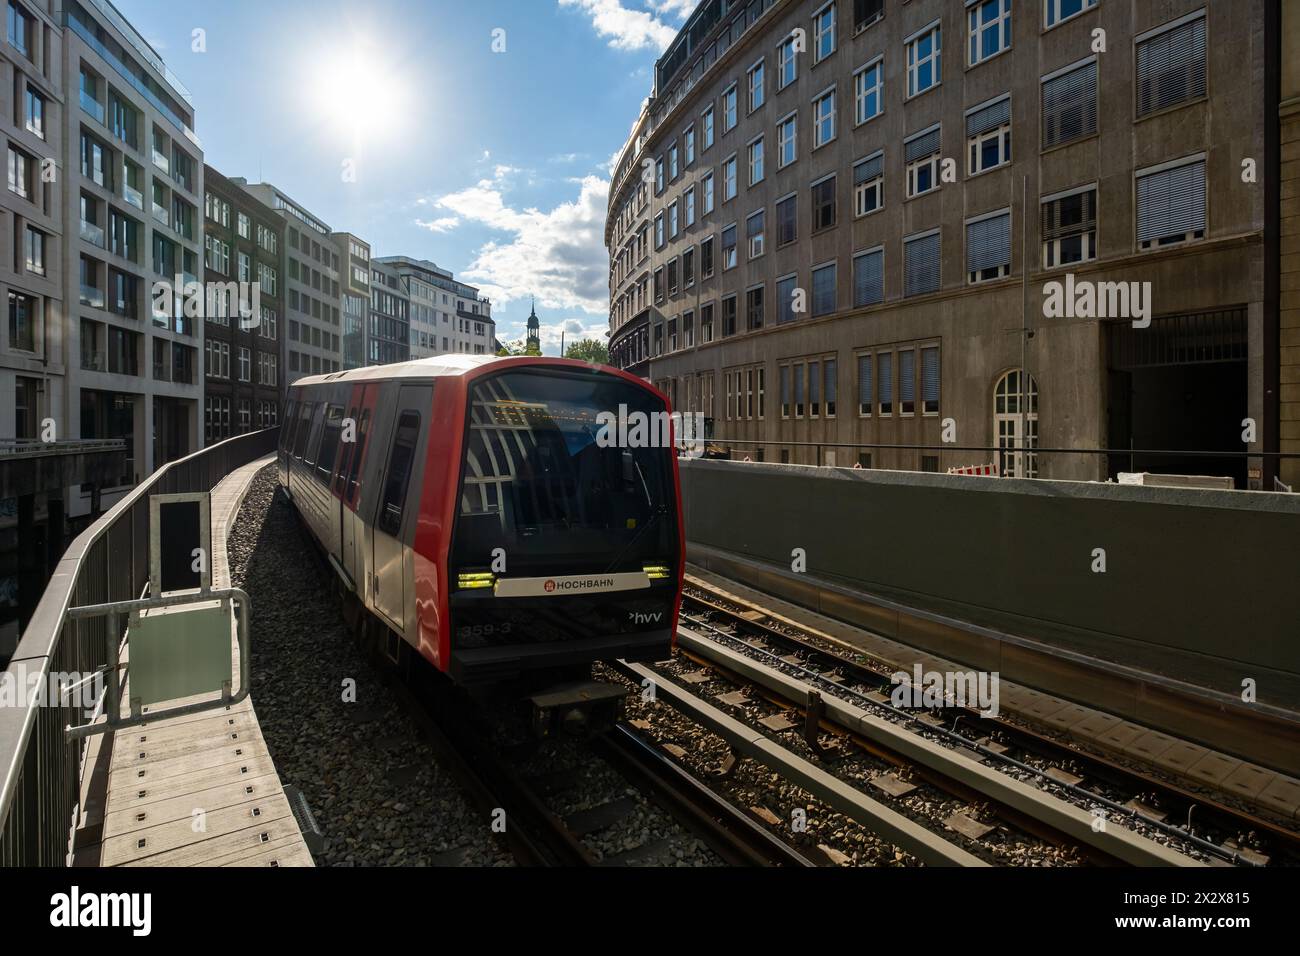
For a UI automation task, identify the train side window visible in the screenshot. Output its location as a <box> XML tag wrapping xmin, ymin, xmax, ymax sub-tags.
<box><xmin>280</xmin><ymin>400</ymin><xmax>298</xmax><ymax>454</ymax></box>
<box><xmin>378</xmin><ymin>410</ymin><xmax>420</xmax><ymax>536</ymax></box>
<box><xmin>346</xmin><ymin>408</ymin><xmax>372</xmax><ymax>504</ymax></box>
<box><xmin>304</xmin><ymin>405</ymin><xmax>326</xmax><ymax>468</ymax></box>
<box><xmin>292</xmin><ymin>402</ymin><xmax>314</xmax><ymax>459</ymax></box>
<box><xmin>316</xmin><ymin>405</ymin><xmax>345</xmax><ymax>485</ymax></box>
<box><xmin>332</xmin><ymin>405</ymin><xmax>358</xmax><ymax>495</ymax></box>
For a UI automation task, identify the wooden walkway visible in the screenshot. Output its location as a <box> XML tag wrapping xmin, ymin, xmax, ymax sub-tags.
<box><xmin>75</xmin><ymin>454</ymin><xmax>314</xmax><ymax>867</ymax></box>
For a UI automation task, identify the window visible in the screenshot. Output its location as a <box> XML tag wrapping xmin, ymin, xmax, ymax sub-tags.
<box><xmin>654</xmin><ymin>267</ymin><xmax>664</xmax><ymax>304</ymax></box>
<box><xmin>778</xmin><ymin>35</ymin><xmax>798</xmax><ymax>90</ymax></box>
<box><xmin>378</xmin><ymin>411</ymin><xmax>420</xmax><ymax>535</ymax></box>
<box><xmin>794</xmin><ymin>363</ymin><xmax>805</xmax><ymax>417</ymax></box>
<box><xmin>813</xmin><ymin>3</ymin><xmax>836</xmax><ymax>63</ymax></box>
<box><xmin>655</xmin><ymin>156</ymin><xmax>665</xmax><ymax>193</ymax></box>
<box><xmin>921</xmin><ymin>346</ymin><xmax>940</xmax><ymax>415</ymax></box>
<box><xmin>723</xmin><ymin>155</ymin><xmax>737</xmax><ymax>201</ymax></box>
<box><xmin>896</xmin><ymin>349</ymin><xmax>917</xmax><ymax>416</ymax></box>
<box><xmin>853</xmin><ymin>153</ymin><xmax>883</xmax><ymax>216</ymax></box>
<box><xmin>825</xmin><ymin>359</ymin><xmax>837</xmax><ymax>417</ymax></box>
<box><xmin>777</xmin><ymin>113</ymin><xmax>797</xmax><ymax>168</ymax></box>
<box><xmin>9</xmin><ymin>291</ymin><xmax>35</xmax><ymax>351</ymax></box>
<box><xmin>685</xmin><ymin>186</ymin><xmax>696</xmax><ymax>226</ymax></box>
<box><xmin>238</xmin><ymin>346</ymin><xmax>251</xmax><ymax>382</ymax></box>
<box><xmin>685</xmin><ymin>125</ymin><xmax>696</xmax><ymax>165</ymax></box>
<box><xmin>857</xmin><ymin>354</ymin><xmax>873</xmax><ymax>416</ymax></box>
<box><xmin>701</xmin><ymin>302</ymin><xmax>714</xmax><ymax>342</ymax></box>
<box><xmin>7</xmin><ymin>0</ymin><xmax>31</xmax><ymax>57</ymax></box>
<box><xmin>747</xmin><ymin>209</ymin><xmax>765</xmax><ymax>259</ymax></box>
<box><xmin>702</xmin><ymin>106</ymin><xmax>715</xmax><ymax>150</ymax></box>
<box><xmin>1042</xmin><ymin>185</ymin><xmax>1097</xmax><ymax>267</ymax></box>
<box><xmin>994</xmin><ymin>369</ymin><xmax>1038</xmax><ymax>478</ymax></box>
<box><xmin>748</xmin><ymin>137</ymin><xmax>765</xmax><ymax>185</ymax></box>
<box><xmin>967</xmin><ymin>210</ymin><xmax>1012</xmax><ymax>283</ymax></box>
<box><xmin>777</xmin><ymin>274</ymin><xmax>798</xmax><ymax>324</ymax></box>
<box><xmin>904</xmin><ymin>230</ymin><xmax>941</xmax><ymax>296</ymax></box>
<box><xmin>781</xmin><ymin>364</ymin><xmax>791</xmax><ymax>418</ymax></box>
<box><xmin>813</xmin><ymin>89</ymin><xmax>836</xmax><ymax>147</ymax></box>
<box><xmin>967</xmin><ymin>96</ymin><xmax>1011</xmax><ymax>175</ymax></box>
<box><xmin>25</xmin><ymin>85</ymin><xmax>43</xmax><ymax>139</ymax></box>
<box><xmin>1045</xmin><ymin>0</ymin><xmax>1097</xmax><ymax>29</ymax></box>
<box><xmin>811</xmin><ymin>262</ymin><xmax>836</xmax><ymax>317</ymax></box>
<box><xmin>746</xmin><ymin>285</ymin><xmax>764</xmax><ymax>330</ymax></box>
<box><xmin>238</xmin><ymin>212</ymin><xmax>251</xmax><ymax>239</ymax></box>
<box><xmin>1136</xmin><ymin>156</ymin><xmax>1206</xmax><ymax>249</ymax></box>
<box><xmin>854</xmin><ymin>59</ymin><xmax>883</xmax><ymax>125</ymax></box>
<box><xmin>853</xmin><ymin>247</ymin><xmax>884</xmax><ymax>307</ymax></box>
<box><xmin>703</xmin><ymin>171</ymin><xmax>715</xmax><ymax>214</ymax></box>
<box><xmin>7</xmin><ymin>146</ymin><xmax>30</xmax><ymax>198</ymax></box>
<box><xmin>907</xmin><ymin>22</ymin><xmax>941</xmax><ymax>97</ymax></box>
<box><xmin>812</xmin><ymin>175</ymin><xmax>836</xmax><ymax>232</ymax></box>
<box><xmin>722</xmin><ymin>295</ymin><xmax>738</xmax><ymax>336</ymax></box>
<box><xmin>748</xmin><ymin>60</ymin><xmax>765</xmax><ymax>112</ymax></box>
<box><xmin>667</xmin><ymin>258</ymin><xmax>679</xmax><ymax>296</ymax></box>
<box><xmin>24</xmin><ymin>226</ymin><xmax>44</xmax><ymax>275</ymax></box>
<box><xmin>854</xmin><ymin>0</ymin><xmax>883</xmax><ymax>33</ymax></box>
<box><xmin>722</xmin><ymin>224</ymin><xmax>738</xmax><ymax>270</ymax></box>
<box><xmin>655</xmin><ymin>212</ymin><xmax>665</xmax><ymax>249</ymax></box>
<box><xmin>1136</xmin><ymin>12</ymin><xmax>1207</xmax><ymax>117</ymax></box>
<box><xmin>684</xmin><ymin>247</ymin><xmax>695</xmax><ymax>286</ymax></box>
<box><xmin>969</xmin><ymin>0</ymin><xmax>1011</xmax><ymax>66</ymax></box>
<box><xmin>669</xmin><ymin>201</ymin><xmax>679</xmax><ymax>238</ymax></box>
<box><xmin>722</xmin><ymin>84</ymin><xmax>738</xmax><ymax>132</ymax></box>
<box><xmin>776</xmin><ymin>194</ymin><xmax>797</xmax><ymax>246</ymax></box>
<box><xmin>877</xmin><ymin>352</ymin><xmax>893</xmax><ymax>416</ymax></box>
<box><xmin>702</xmin><ymin>236</ymin><xmax>715</xmax><ymax>277</ymax></box>
<box><xmin>683</xmin><ymin>309</ymin><xmax>695</xmax><ymax>346</ymax></box>
<box><xmin>905</xmin><ymin>126</ymin><xmax>941</xmax><ymax>197</ymax></box>
<box><xmin>1042</xmin><ymin>59</ymin><xmax>1097</xmax><ymax>148</ymax></box>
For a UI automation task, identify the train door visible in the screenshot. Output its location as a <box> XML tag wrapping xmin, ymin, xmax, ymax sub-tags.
<box><xmin>336</xmin><ymin>386</ymin><xmax>373</xmax><ymax>590</ymax></box>
<box><xmin>371</xmin><ymin>385</ymin><xmax>432</xmax><ymax>635</ymax></box>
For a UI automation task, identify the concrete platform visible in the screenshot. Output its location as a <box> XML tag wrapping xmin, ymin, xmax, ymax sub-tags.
<box><xmin>686</xmin><ymin>566</ymin><xmax>1300</xmax><ymax>826</ymax></box>
<box><xmin>76</xmin><ymin>455</ymin><xmax>313</xmax><ymax>867</ymax></box>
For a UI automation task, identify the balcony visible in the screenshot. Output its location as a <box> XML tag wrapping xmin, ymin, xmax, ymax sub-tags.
<box><xmin>81</xmin><ymin>349</ymin><xmax>106</xmax><ymax>372</ymax></box>
<box><xmin>80</xmin><ymin>284</ymin><xmax>105</xmax><ymax>309</ymax></box>
<box><xmin>80</xmin><ymin>90</ymin><xmax>105</xmax><ymax>124</ymax></box>
<box><xmin>123</xmin><ymin>183</ymin><xmax>143</xmax><ymax>210</ymax></box>
<box><xmin>80</xmin><ymin>220</ymin><xmax>105</xmax><ymax>247</ymax></box>
<box><xmin>152</xmin><ymin>203</ymin><xmax>170</xmax><ymax>227</ymax></box>
<box><xmin>152</xmin><ymin>361</ymin><xmax>170</xmax><ymax>382</ymax></box>
<box><xmin>152</xmin><ymin>149</ymin><xmax>170</xmax><ymax>174</ymax></box>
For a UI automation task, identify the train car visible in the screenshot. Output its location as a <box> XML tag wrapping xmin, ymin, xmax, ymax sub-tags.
<box><xmin>276</xmin><ymin>354</ymin><xmax>683</xmax><ymax>722</ymax></box>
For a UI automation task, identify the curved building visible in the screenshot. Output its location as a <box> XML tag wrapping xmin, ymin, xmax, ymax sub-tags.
<box><xmin>605</xmin><ymin>0</ymin><xmax>1271</xmax><ymax>485</ymax></box>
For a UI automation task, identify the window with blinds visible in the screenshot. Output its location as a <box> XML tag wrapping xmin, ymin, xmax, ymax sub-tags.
<box><xmin>812</xmin><ymin>262</ymin><xmax>836</xmax><ymax>317</ymax></box>
<box><xmin>794</xmin><ymin>363</ymin><xmax>805</xmax><ymax>416</ymax></box>
<box><xmin>1041</xmin><ymin>186</ymin><xmax>1096</xmax><ymax>267</ymax></box>
<box><xmin>899</xmin><ymin>349</ymin><xmax>916</xmax><ymax>414</ymax></box>
<box><xmin>853</xmin><ymin>248</ymin><xmax>883</xmax><ymax>307</ymax></box>
<box><xmin>746</xmin><ymin>285</ymin><xmax>764</xmax><ymax>330</ymax></box>
<box><xmin>857</xmin><ymin>354</ymin><xmax>872</xmax><ymax>416</ymax></box>
<box><xmin>1042</xmin><ymin>59</ymin><xmax>1097</xmax><ymax>148</ymax></box>
<box><xmin>776</xmin><ymin>194</ymin><xmax>797</xmax><ymax>246</ymax></box>
<box><xmin>747</xmin><ymin>209</ymin><xmax>765</xmax><ymax>258</ymax></box>
<box><xmin>854</xmin><ymin>152</ymin><xmax>883</xmax><ymax>216</ymax></box>
<box><xmin>777</xmin><ymin>274</ymin><xmax>797</xmax><ymax>324</ymax></box>
<box><xmin>1137</xmin><ymin>158</ymin><xmax>1205</xmax><ymax>248</ymax></box>
<box><xmin>1137</xmin><ymin>14</ymin><xmax>1206</xmax><ymax>117</ymax></box>
<box><xmin>905</xmin><ymin>125</ymin><xmax>941</xmax><ymax>197</ymax></box>
<box><xmin>966</xmin><ymin>95</ymin><xmax>1011</xmax><ymax>174</ymax></box>
<box><xmin>812</xmin><ymin>175</ymin><xmax>836</xmax><ymax>231</ymax></box>
<box><xmin>921</xmin><ymin>346</ymin><xmax>940</xmax><ymax>414</ymax></box>
<box><xmin>966</xmin><ymin>211</ymin><xmax>1011</xmax><ymax>283</ymax></box>
<box><xmin>904</xmin><ymin>231</ymin><xmax>941</xmax><ymax>296</ymax></box>
<box><xmin>809</xmin><ymin>360</ymin><xmax>821</xmax><ymax>416</ymax></box>
<box><xmin>722</xmin><ymin>295</ymin><xmax>737</xmax><ymax>336</ymax></box>
<box><xmin>877</xmin><ymin>352</ymin><xmax>893</xmax><ymax>415</ymax></box>
<box><xmin>781</xmin><ymin>364</ymin><xmax>791</xmax><ymax>417</ymax></box>
<box><xmin>825</xmin><ymin>359</ymin><xmax>837</xmax><ymax>417</ymax></box>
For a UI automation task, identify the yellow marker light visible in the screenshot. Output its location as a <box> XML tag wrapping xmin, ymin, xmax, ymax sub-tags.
<box><xmin>457</xmin><ymin>572</ymin><xmax>496</xmax><ymax>590</ymax></box>
<box><xmin>643</xmin><ymin>564</ymin><xmax>670</xmax><ymax>580</ymax></box>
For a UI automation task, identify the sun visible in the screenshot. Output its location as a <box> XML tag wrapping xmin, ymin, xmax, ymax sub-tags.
<box><xmin>309</xmin><ymin>41</ymin><xmax>407</xmax><ymax>142</ymax></box>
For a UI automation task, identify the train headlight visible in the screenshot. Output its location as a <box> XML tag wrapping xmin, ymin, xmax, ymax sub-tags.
<box><xmin>642</xmin><ymin>564</ymin><xmax>671</xmax><ymax>580</ymax></box>
<box><xmin>457</xmin><ymin>572</ymin><xmax>496</xmax><ymax>590</ymax></box>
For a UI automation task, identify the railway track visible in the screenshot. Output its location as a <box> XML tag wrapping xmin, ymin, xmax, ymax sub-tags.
<box><xmin>680</xmin><ymin>580</ymin><xmax>1298</xmax><ymax>867</ymax></box>
<box><xmin>368</xmin><ymin>634</ymin><xmax>812</xmax><ymax>867</ymax></box>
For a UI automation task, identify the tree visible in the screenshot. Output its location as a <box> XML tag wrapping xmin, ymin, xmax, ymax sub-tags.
<box><xmin>564</xmin><ymin>338</ymin><xmax>609</xmax><ymax>365</ymax></box>
<box><xmin>497</xmin><ymin>338</ymin><xmax>540</xmax><ymax>357</ymax></box>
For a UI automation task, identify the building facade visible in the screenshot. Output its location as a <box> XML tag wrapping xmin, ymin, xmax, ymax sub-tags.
<box><xmin>241</xmin><ymin>182</ymin><xmax>340</xmax><ymax>384</ymax></box>
<box><xmin>64</xmin><ymin>0</ymin><xmax>204</xmax><ymax>507</ymax></box>
<box><xmin>367</xmin><ymin>258</ymin><xmax>409</xmax><ymax>366</ymax></box>
<box><xmin>607</xmin><ymin>0</ymin><xmax>1268</xmax><ymax>485</ymax></box>
<box><xmin>202</xmin><ymin>165</ymin><xmax>283</xmax><ymax>442</ymax></box>
<box><xmin>331</xmin><ymin>230</ymin><xmax>369</xmax><ymax>369</ymax></box>
<box><xmin>373</xmin><ymin>255</ymin><xmax>493</xmax><ymax>357</ymax></box>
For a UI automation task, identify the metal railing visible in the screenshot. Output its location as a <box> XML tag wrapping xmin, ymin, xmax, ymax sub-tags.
<box><xmin>0</xmin><ymin>427</ymin><xmax>279</xmax><ymax>866</ymax></box>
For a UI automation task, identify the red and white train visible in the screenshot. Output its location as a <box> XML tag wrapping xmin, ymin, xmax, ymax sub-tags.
<box><xmin>277</xmin><ymin>354</ymin><xmax>684</xmax><ymax>688</ymax></box>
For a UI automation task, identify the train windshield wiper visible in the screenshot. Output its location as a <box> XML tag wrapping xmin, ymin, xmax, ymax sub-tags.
<box><xmin>602</xmin><ymin>505</ymin><xmax>665</xmax><ymax>575</ymax></box>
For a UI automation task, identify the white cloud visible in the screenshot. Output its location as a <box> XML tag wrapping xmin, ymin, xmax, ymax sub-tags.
<box><xmin>423</xmin><ymin>167</ymin><xmax>611</xmax><ymax>315</ymax></box>
<box><xmin>415</xmin><ymin>216</ymin><xmax>460</xmax><ymax>233</ymax></box>
<box><xmin>558</xmin><ymin>0</ymin><xmax>678</xmax><ymax>52</ymax></box>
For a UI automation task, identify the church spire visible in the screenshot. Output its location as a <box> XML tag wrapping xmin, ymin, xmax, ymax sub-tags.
<box><xmin>526</xmin><ymin>295</ymin><xmax>540</xmax><ymax>351</ymax></box>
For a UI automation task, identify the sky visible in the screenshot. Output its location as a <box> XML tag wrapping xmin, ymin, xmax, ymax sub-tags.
<box><xmin>113</xmin><ymin>0</ymin><xmax>700</xmax><ymax>351</ymax></box>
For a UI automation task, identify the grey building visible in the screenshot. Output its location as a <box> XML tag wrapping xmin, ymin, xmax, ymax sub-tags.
<box><xmin>607</xmin><ymin>0</ymin><xmax>1267</xmax><ymax>485</ymax></box>
<box><xmin>373</xmin><ymin>255</ymin><xmax>494</xmax><ymax>357</ymax></box>
<box><xmin>241</xmin><ymin>182</ymin><xmax>341</xmax><ymax>384</ymax></box>
<box><xmin>331</xmin><ymin>230</ymin><xmax>369</xmax><ymax>369</ymax></box>
<box><xmin>367</xmin><ymin>258</ymin><xmax>409</xmax><ymax>366</ymax></box>
<box><xmin>63</xmin><ymin>0</ymin><xmax>204</xmax><ymax>509</ymax></box>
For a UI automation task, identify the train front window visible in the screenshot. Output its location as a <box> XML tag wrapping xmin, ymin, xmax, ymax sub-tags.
<box><xmin>455</xmin><ymin>370</ymin><xmax>674</xmax><ymax>567</ymax></box>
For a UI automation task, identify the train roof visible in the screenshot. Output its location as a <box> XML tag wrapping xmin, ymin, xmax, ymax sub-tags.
<box><xmin>289</xmin><ymin>354</ymin><xmax>649</xmax><ymax>390</ymax></box>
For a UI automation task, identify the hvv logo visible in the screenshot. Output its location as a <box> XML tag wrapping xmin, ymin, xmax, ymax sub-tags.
<box><xmin>628</xmin><ymin>611</ymin><xmax>663</xmax><ymax>625</ymax></box>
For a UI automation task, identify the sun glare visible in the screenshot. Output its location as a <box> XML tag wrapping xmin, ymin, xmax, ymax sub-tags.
<box><xmin>310</xmin><ymin>42</ymin><xmax>407</xmax><ymax>141</ymax></box>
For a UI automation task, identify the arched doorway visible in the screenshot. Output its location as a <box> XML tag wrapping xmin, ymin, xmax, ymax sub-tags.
<box><xmin>994</xmin><ymin>369</ymin><xmax>1038</xmax><ymax>478</ymax></box>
